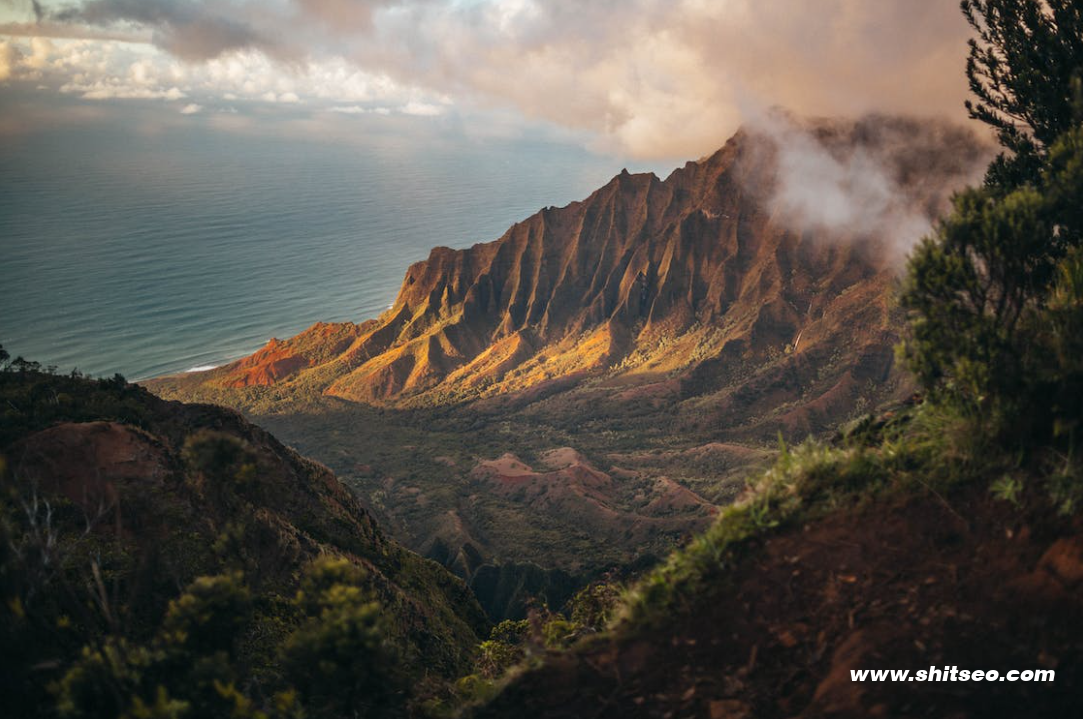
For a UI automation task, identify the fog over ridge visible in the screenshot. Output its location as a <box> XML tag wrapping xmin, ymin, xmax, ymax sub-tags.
<box><xmin>741</xmin><ymin>111</ymin><xmax>994</xmax><ymax>263</ymax></box>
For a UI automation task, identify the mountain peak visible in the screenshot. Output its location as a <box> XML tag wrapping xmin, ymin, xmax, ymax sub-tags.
<box><xmin>150</xmin><ymin>116</ymin><xmax>988</xmax><ymax>436</ymax></box>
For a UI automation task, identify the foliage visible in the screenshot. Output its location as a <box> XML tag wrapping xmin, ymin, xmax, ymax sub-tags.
<box><xmin>7</xmin><ymin>519</ymin><xmax>406</xmax><ymax>719</ymax></box>
<box><xmin>181</xmin><ymin>431</ymin><xmax>260</xmax><ymax>513</ymax></box>
<box><xmin>0</xmin><ymin>362</ymin><xmax>146</xmax><ymax>447</ymax></box>
<box><xmin>445</xmin><ymin>578</ymin><xmax>626</xmax><ymax>715</ymax></box>
<box><xmin>990</xmin><ymin>474</ymin><xmax>1024</xmax><ymax>506</ymax></box>
<box><xmin>903</xmin><ymin>0</ymin><xmax>1083</xmax><ymax>441</ymax></box>
<box><xmin>161</xmin><ymin>573</ymin><xmax>251</xmax><ymax>654</ymax></box>
<box><xmin>182</xmin><ymin>431</ymin><xmax>257</xmax><ymax>487</ymax></box>
<box><xmin>900</xmin><ymin>121</ymin><xmax>1083</xmax><ymax>443</ymax></box>
<box><xmin>55</xmin><ymin>572</ymin><xmax>253</xmax><ymax>719</ymax></box>
<box><xmin>567</xmin><ymin>581</ymin><xmax>622</xmax><ymax>631</ymax></box>
<box><xmin>476</xmin><ymin>636</ymin><xmax>524</xmax><ymax>680</ymax></box>
<box><xmin>962</xmin><ymin>0</ymin><xmax>1083</xmax><ymax>186</ymax></box>
<box><xmin>281</xmin><ymin>556</ymin><xmax>402</xmax><ymax>718</ymax></box>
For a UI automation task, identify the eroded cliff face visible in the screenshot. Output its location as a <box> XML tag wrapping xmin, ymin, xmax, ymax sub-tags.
<box><xmin>160</xmin><ymin>117</ymin><xmax>984</xmax><ymax>438</ymax></box>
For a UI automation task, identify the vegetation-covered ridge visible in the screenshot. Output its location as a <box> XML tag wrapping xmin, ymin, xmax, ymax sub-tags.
<box><xmin>0</xmin><ymin>360</ymin><xmax>487</xmax><ymax>718</ymax></box>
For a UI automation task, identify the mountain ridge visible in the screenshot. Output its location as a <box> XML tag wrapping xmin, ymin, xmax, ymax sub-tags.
<box><xmin>152</xmin><ymin>116</ymin><xmax>987</xmax><ymax>433</ymax></box>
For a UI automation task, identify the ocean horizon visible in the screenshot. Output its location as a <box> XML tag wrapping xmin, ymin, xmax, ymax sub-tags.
<box><xmin>1</xmin><ymin>123</ymin><xmax>672</xmax><ymax>381</ymax></box>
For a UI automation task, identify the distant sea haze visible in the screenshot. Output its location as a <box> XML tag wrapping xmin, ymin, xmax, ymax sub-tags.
<box><xmin>0</xmin><ymin>125</ymin><xmax>666</xmax><ymax>380</ymax></box>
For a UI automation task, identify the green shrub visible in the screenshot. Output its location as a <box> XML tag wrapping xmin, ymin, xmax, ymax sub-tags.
<box><xmin>567</xmin><ymin>582</ymin><xmax>622</xmax><ymax>631</ymax></box>
<box><xmin>900</xmin><ymin>0</ymin><xmax>1083</xmax><ymax>452</ymax></box>
<box><xmin>900</xmin><ymin>125</ymin><xmax>1083</xmax><ymax>444</ymax></box>
<box><xmin>162</xmin><ymin>573</ymin><xmax>251</xmax><ymax>653</ymax></box>
<box><xmin>182</xmin><ymin>431</ymin><xmax>258</xmax><ymax>494</ymax></box>
<box><xmin>55</xmin><ymin>573</ymin><xmax>252</xmax><ymax>719</ymax></box>
<box><xmin>281</xmin><ymin>556</ymin><xmax>401</xmax><ymax>718</ymax></box>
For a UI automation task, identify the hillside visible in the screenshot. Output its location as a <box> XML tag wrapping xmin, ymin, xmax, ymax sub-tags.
<box><xmin>0</xmin><ymin>367</ymin><xmax>487</xmax><ymax>717</ymax></box>
<box><xmin>472</xmin><ymin>451</ymin><xmax>1083</xmax><ymax>718</ymax></box>
<box><xmin>145</xmin><ymin>117</ymin><xmax>989</xmax><ymax>614</ymax></box>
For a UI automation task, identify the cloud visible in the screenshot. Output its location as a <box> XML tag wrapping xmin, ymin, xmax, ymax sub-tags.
<box><xmin>2</xmin><ymin>0</ymin><xmax>47</xmax><ymax>22</ymax></box>
<box><xmin>61</xmin><ymin>78</ymin><xmax>186</xmax><ymax>100</ymax></box>
<box><xmin>0</xmin><ymin>20</ymin><xmax>153</xmax><ymax>43</ymax></box>
<box><xmin>400</xmin><ymin>99</ymin><xmax>443</xmax><ymax>116</ymax></box>
<box><xmin>293</xmin><ymin>0</ymin><xmax>401</xmax><ymax>33</ymax></box>
<box><xmin>179</xmin><ymin>101</ymin><xmax>201</xmax><ymax>113</ymax></box>
<box><xmin>53</xmin><ymin>0</ymin><xmax>291</xmax><ymax>62</ymax></box>
<box><xmin>353</xmin><ymin>0</ymin><xmax>974</xmax><ymax>158</ymax></box>
<box><xmin>0</xmin><ymin>36</ymin><xmax>424</xmax><ymax>115</ymax></box>
<box><xmin>4</xmin><ymin>0</ymin><xmax>980</xmax><ymax>159</ymax></box>
<box><xmin>329</xmin><ymin>104</ymin><xmax>391</xmax><ymax>115</ymax></box>
<box><xmin>743</xmin><ymin>112</ymin><xmax>993</xmax><ymax>261</ymax></box>
<box><xmin>0</xmin><ymin>39</ymin><xmax>21</xmax><ymax>80</ymax></box>
<box><xmin>24</xmin><ymin>35</ymin><xmax>52</xmax><ymax>68</ymax></box>
<box><xmin>0</xmin><ymin>0</ymin><xmax>41</xmax><ymax>21</ymax></box>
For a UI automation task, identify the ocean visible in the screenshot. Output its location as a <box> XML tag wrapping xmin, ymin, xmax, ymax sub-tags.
<box><xmin>0</xmin><ymin>123</ymin><xmax>668</xmax><ymax>380</ymax></box>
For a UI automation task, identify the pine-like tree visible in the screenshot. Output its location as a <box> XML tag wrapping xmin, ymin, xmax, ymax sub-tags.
<box><xmin>962</xmin><ymin>0</ymin><xmax>1083</xmax><ymax>186</ymax></box>
<box><xmin>900</xmin><ymin>1</ymin><xmax>1083</xmax><ymax>440</ymax></box>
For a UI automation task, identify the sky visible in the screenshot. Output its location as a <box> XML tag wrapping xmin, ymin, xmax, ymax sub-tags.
<box><xmin>0</xmin><ymin>0</ymin><xmax>979</xmax><ymax>160</ymax></box>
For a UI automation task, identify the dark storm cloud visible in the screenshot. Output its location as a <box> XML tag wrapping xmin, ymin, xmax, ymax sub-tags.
<box><xmin>52</xmin><ymin>0</ymin><xmax>290</xmax><ymax>60</ymax></box>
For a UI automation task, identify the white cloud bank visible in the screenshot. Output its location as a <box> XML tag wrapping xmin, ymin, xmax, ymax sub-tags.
<box><xmin>0</xmin><ymin>0</ymin><xmax>978</xmax><ymax>158</ymax></box>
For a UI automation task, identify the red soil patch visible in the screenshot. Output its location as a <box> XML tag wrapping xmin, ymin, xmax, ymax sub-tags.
<box><xmin>642</xmin><ymin>477</ymin><xmax>718</xmax><ymax>516</ymax></box>
<box><xmin>12</xmin><ymin>422</ymin><xmax>171</xmax><ymax>522</ymax></box>
<box><xmin>471</xmin><ymin>451</ymin><xmax>715</xmax><ymax>545</ymax></box>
